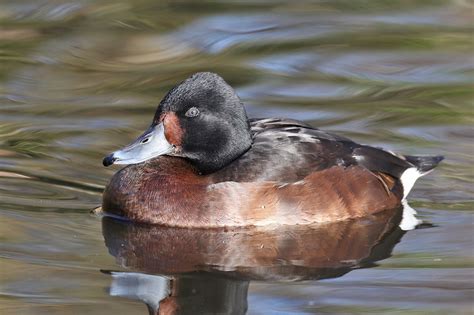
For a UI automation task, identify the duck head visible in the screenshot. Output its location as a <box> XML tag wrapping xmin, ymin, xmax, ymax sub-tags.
<box><xmin>103</xmin><ymin>72</ymin><xmax>252</xmax><ymax>174</ymax></box>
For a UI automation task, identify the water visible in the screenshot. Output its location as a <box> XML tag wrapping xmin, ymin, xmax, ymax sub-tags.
<box><xmin>0</xmin><ymin>0</ymin><xmax>473</xmax><ymax>314</ymax></box>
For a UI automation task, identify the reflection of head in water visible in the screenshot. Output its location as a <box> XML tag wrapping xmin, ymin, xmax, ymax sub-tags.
<box><xmin>106</xmin><ymin>271</ymin><xmax>249</xmax><ymax>315</ymax></box>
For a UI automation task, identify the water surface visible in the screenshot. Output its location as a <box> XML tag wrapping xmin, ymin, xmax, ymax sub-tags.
<box><xmin>0</xmin><ymin>0</ymin><xmax>473</xmax><ymax>314</ymax></box>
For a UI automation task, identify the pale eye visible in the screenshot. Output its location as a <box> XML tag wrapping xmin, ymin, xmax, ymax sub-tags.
<box><xmin>185</xmin><ymin>107</ymin><xmax>200</xmax><ymax>118</ymax></box>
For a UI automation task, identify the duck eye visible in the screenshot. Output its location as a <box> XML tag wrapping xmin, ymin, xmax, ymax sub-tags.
<box><xmin>185</xmin><ymin>107</ymin><xmax>200</xmax><ymax>118</ymax></box>
<box><xmin>141</xmin><ymin>138</ymin><xmax>150</xmax><ymax>144</ymax></box>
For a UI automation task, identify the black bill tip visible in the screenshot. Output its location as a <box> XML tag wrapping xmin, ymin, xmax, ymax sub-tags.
<box><xmin>103</xmin><ymin>154</ymin><xmax>116</xmax><ymax>167</ymax></box>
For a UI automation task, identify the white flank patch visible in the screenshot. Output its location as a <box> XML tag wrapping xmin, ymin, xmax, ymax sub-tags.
<box><xmin>399</xmin><ymin>199</ymin><xmax>421</xmax><ymax>231</ymax></box>
<box><xmin>400</xmin><ymin>167</ymin><xmax>423</xmax><ymax>199</ymax></box>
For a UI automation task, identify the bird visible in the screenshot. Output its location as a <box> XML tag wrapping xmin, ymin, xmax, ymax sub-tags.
<box><xmin>101</xmin><ymin>72</ymin><xmax>443</xmax><ymax>227</ymax></box>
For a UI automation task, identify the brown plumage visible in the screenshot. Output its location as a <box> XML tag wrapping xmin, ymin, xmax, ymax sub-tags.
<box><xmin>103</xmin><ymin>156</ymin><xmax>403</xmax><ymax>227</ymax></box>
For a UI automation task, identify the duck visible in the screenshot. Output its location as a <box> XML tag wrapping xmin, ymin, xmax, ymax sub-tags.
<box><xmin>102</xmin><ymin>72</ymin><xmax>443</xmax><ymax>227</ymax></box>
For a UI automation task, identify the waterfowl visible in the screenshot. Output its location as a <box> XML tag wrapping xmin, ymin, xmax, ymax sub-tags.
<box><xmin>102</xmin><ymin>72</ymin><xmax>443</xmax><ymax>227</ymax></box>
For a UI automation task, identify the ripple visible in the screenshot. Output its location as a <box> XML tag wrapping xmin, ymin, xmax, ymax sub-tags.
<box><xmin>251</xmin><ymin>52</ymin><xmax>323</xmax><ymax>74</ymax></box>
<box><xmin>170</xmin><ymin>14</ymin><xmax>339</xmax><ymax>53</ymax></box>
<box><xmin>251</xmin><ymin>51</ymin><xmax>473</xmax><ymax>85</ymax></box>
<box><xmin>0</xmin><ymin>1</ymin><xmax>84</xmax><ymax>21</ymax></box>
<box><xmin>169</xmin><ymin>6</ymin><xmax>472</xmax><ymax>54</ymax></box>
<box><xmin>32</xmin><ymin>33</ymin><xmax>197</xmax><ymax>71</ymax></box>
<box><xmin>0</xmin><ymin>176</ymin><xmax>100</xmax><ymax>211</ymax></box>
<box><xmin>238</xmin><ymin>82</ymin><xmax>370</xmax><ymax>101</ymax></box>
<box><xmin>317</xmin><ymin>52</ymin><xmax>473</xmax><ymax>84</ymax></box>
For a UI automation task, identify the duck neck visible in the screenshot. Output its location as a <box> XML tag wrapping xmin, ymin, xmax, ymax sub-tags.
<box><xmin>189</xmin><ymin>140</ymin><xmax>252</xmax><ymax>175</ymax></box>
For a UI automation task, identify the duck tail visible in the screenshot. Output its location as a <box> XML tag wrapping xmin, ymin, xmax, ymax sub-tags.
<box><xmin>404</xmin><ymin>155</ymin><xmax>444</xmax><ymax>175</ymax></box>
<box><xmin>400</xmin><ymin>155</ymin><xmax>444</xmax><ymax>199</ymax></box>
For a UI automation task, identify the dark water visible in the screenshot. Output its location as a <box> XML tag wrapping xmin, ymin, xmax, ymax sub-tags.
<box><xmin>1</xmin><ymin>0</ymin><xmax>473</xmax><ymax>314</ymax></box>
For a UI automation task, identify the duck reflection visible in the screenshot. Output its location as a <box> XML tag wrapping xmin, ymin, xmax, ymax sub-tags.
<box><xmin>102</xmin><ymin>206</ymin><xmax>414</xmax><ymax>314</ymax></box>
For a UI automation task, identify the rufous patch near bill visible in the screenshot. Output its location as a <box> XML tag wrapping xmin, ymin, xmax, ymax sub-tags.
<box><xmin>162</xmin><ymin>112</ymin><xmax>184</xmax><ymax>147</ymax></box>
